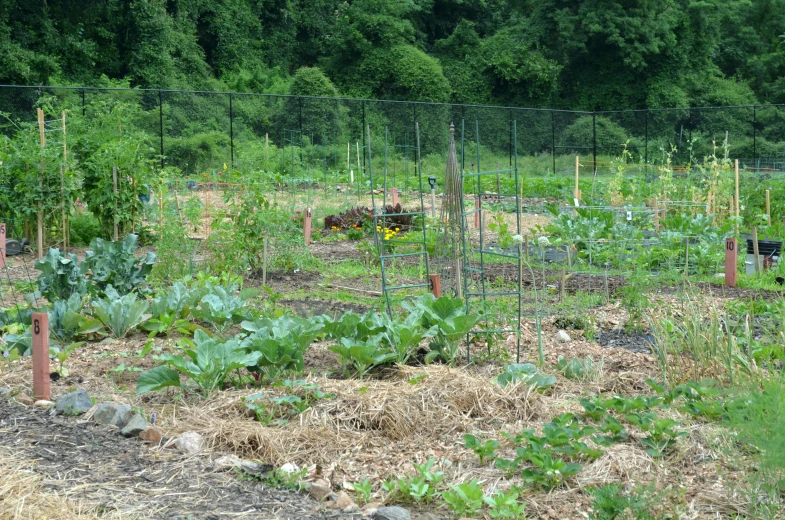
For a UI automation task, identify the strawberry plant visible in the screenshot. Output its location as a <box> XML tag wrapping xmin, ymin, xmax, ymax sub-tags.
<box><xmin>442</xmin><ymin>480</ymin><xmax>485</xmax><ymax>516</ymax></box>
<box><xmin>463</xmin><ymin>434</ymin><xmax>501</xmax><ymax>464</ymax></box>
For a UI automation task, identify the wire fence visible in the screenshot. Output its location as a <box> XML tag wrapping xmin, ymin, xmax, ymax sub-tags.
<box><xmin>1</xmin><ymin>86</ymin><xmax>783</xmax><ymax>179</ymax></box>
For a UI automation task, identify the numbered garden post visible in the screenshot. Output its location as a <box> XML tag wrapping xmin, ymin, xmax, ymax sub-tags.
<box><xmin>725</xmin><ymin>238</ymin><xmax>737</xmax><ymax>287</ymax></box>
<box><xmin>429</xmin><ymin>273</ymin><xmax>441</xmax><ymax>298</ymax></box>
<box><xmin>475</xmin><ymin>197</ymin><xmax>481</xmax><ymax>229</ymax></box>
<box><xmin>0</xmin><ymin>222</ymin><xmax>5</xmax><ymax>268</ymax></box>
<box><xmin>304</xmin><ymin>208</ymin><xmax>312</xmax><ymax>245</ymax></box>
<box><xmin>32</xmin><ymin>313</ymin><xmax>50</xmax><ymax>401</ymax></box>
<box><xmin>391</xmin><ymin>187</ymin><xmax>398</xmax><ymax>206</ymax></box>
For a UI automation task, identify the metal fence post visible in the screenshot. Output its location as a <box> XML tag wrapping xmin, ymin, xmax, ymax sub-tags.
<box><xmin>229</xmin><ymin>93</ymin><xmax>234</xmax><ymax>167</ymax></box>
<box><xmin>753</xmin><ymin>105</ymin><xmax>757</xmax><ymax>164</ymax></box>
<box><xmin>592</xmin><ymin>111</ymin><xmax>597</xmax><ymax>174</ymax></box>
<box><xmin>158</xmin><ymin>90</ymin><xmax>164</xmax><ymax>168</ymax></box>
<box><xmin>81</xmin><ymin>88</ymin><xmax>86</xmax><ymax>116</ymax></box>
<box><xmin>644</xmin><ymin>110</ymin><xmax>649</xmax><ymax>165</ymax></box>
<box><xmin>551</xmin><ymin>111</ymin><xmax>556</xmax><ymax>175</ymax></box>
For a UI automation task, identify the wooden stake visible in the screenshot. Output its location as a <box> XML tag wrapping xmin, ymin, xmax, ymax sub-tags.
<box><xmin>265</xmin><ymin>133</ymin><xmax>269</xmax><ymax>168</ymax></box>
<box><xmin>429</xmin><ymin>273</ymin><xmax>441</xmax><ymax>298</ymax></box>
<box><xmin>752</xmin><ymin>226</ymin><xmax>761</xmax><ymax>274</ymax></box>
<box><xmin>36</xmin><ymin>108</ymin><xmax>45</xmax><ymax>260</ymax></box>
<box><xmin>766</xmin><ymin>190</ymin><xmax>771</xmax><ymax>223</ymax></box>
<box><xmin>559</xmin><ymin>267</ymin><xmax>566</xmax><ymax>301</ymax></box>
<box><xmin>474</xmin><ymin>197</ymin><xmax>481</xmax><ymax>229</ymax></box>
<box><xmin>262</xmin><ymin>237</ymin><xmax>268</xmax><ymax>286</ymax></box>
<box><xmin>356</xmin><ymin>142</ymin><xmax>361</xmax><ymax>175</ymax></box>
<box><xmin>113</xmin><ymin>167</ymin><xmax>119</xmax><ymax>241</ymax></box>
<box><xmin>430</xmin><ymin>188</ymin><xmax>437</xmax><ymax>218</ymax></box>
<box><xmin>61</xmin><ymin>111</ymin><xmax>67</xmax><ymax>251</ymax></box>
<box><xmin>524</xmin><ymin>235</ymin><xmax>529</xmax><ymax>263</ymax></box>
<box><xmin>574</xmin><ymin>156</ymin><xmax>580</xmax><ymax>200</ymax></box>
<box><xmin>304</xmin><ymin>208</ymin><xmax>312</xmax><ymax>245</ymax></box>
<box><xmin>391</xmin><ymin>187</ymin><xmax>398</xmax><ymax>206</ymax></box>
<box><xmin>725</xmin><ymin>238</ymin><xmax>737</xmax><ymax>287</ymax></box>
<box><xmin>131</xmin><ymin>178</ymin><xmax>136</xmax><ymax>234</ymax></box>
<box><xmin>735</xmin><ymin>159</ymin><xmax>740</xmax><ymax>220</ymax></box>
<box><xmin>347</xmin><ymin>142</ymin><xmax>350</xmax><ymax>170</ymax></box>
<box><xmin>0</xmin><ymin>222</ymin><xmax>5</xmax><ymax>268</ymax></box>
<box><xmin>32</xmin><ymin>312</ymin><xmax>50</xmax><ymax>401</ymax></box>
<box><xmin>684</xmin><ymin>238</ymin><xmax>690</xmax><ymax>277</ymax></box>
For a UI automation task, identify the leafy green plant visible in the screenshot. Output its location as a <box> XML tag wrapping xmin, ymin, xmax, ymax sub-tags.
<box><xmin>592</xmin><ymin>416</ymin><xmax>629</xmax><ymax>447</ymax></box>
<box><xmin>49</xmin><ymin>341</ymin><xmax>85</xmax><ymax>377</ymax></box>
<box><xmin>329</xmin><ymin>335</ymin><xmax>397</xmax><ymax>379</ymax></box>
<box><xmin>403</xmin><ymin>294</ymin><xmax>480</xmax><ymax>364</ymax></box>
<box><xmin>495</xmin><ymin>363</ymin><xmax>556</xmax><ymax>390</ymax></box>
<box><xmin>240</xmin><ymin>316</ymin><xmax>323</xmax><ymax>381</ymax></box>
<box><xmin>520</xmin><ymin>445</ymin><xmax>582</xmax><ymax>489</ymax></box>
<box><xmin>85</xmin><ymin>234</ymin><xmax>156</xmax><ymax>296</ymax></box>
<box><xmin>556</xmin><ymin>355</ymin><xmax>605</xmax><ymax>381</ymax></box>
<box><xmin>589</xmin><ymin>483</ymin><xmax>656</xmax><ymax>520</ymax></box>
<box><xmin>47</xmin><ymin>294</ymin><xmax>103</xmax><ymax>343</ymax></box>
<box><xmin>351</xmin><ymin>478</ymin><xmax>373</xmax><ymax>506</ymax></box>
<box><xmin>35</xmin><ymin>248</ymin><xmax>90</xmax><ymax>301</ymax></box>
<box><xmin>463</xmin><ymin>434</ymin><xmax>501</xmax><ymax>465</ymax></box>
<box><xmin>194</xmin><ymin>283</ymin><xmax>253</xmax><ymax>334</ymax></box>
<box><xmin>442</xmin><ymin>480</ymin><xmax>485</xmax><ymax>516</ymax></box>
<box><xmin>137</xmin><ymin>330</ymin><xmax>263</xmax><ymax>397</ymax></box>
<box><xmin>484</xmin><ymin>488</ymin><xmax>526</xmax><ymax>519</ymax></box>
<box><xmin>91</xmin><ymin>289</ymin><xmax>150</xmax><ymax>338</ymax></box>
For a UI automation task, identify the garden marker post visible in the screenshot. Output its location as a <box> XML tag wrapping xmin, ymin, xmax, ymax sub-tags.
<box><xmin>391</xmin><ymin>187</ymin><xmax>398</xmax><ymax>206</ymax></box>
<box><xmin>725</xmin><ymin>238</ymin><xmax>737</xmax><ymax>287</ymax></box>
<box><xmin>304</xmin><ymin>208</ymin><xmax>312</xmax><ymax>245</ymax></box>
<box><xmin>31</xmin><ymin>312</ymin><xmax>50</xmax><ymax>401</ymax></box>
<box><xmin>752</xmin><ymin>226</ymin><xmax>761</xmax><ymax>274</ymax></box>
<box><xmin>0</xmin><ymin>222</ymin><xmax>5</xmax><ymax>268</ymax></box>
<box><xmin>429</xmin><ymin>273</ymin><xmax>441</xmax><ymax>298</ymax></box>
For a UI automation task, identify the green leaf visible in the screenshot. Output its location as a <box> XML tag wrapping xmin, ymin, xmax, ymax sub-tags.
<box><xmin>137</xmin><ymin>365</ymin><xmax>181</xmax><ymax>394</ymax></box>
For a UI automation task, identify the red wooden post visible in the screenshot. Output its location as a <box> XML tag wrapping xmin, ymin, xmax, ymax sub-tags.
<box><xmin>429</xmin><ymin>274</ymin><xmax>441</xmax><ymax>298</ymax></box>
<box><xmin>304</xmin><ymin>208</ymin><xmax>312</xmax><ymax>245</ymax></box>
<box><xmin>0</xmin><ymin>222</ymin><xmax>6</xmax><ymax>268</ymax></box>
<box><xmin>31</xmin><ymin>312</ymin><xmax>50</xmax><ymax>401</ymax></box>
<box><xmin>725</xmin><ymin>238</ymin><xmax>737</xmax><ymax>288</ymax></box>
<box><xmin>474</xmin><ymin>197</ymin><xmax>481</xmax><ymax>229</ymax></box>
<box><xmin>391</xmin><ymin>187</ymin><xmax>399</xmax><ymax>206</ymax></box>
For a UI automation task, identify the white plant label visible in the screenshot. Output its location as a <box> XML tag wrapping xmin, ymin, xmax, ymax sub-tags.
<box><xmin>574</xmin><ymin>198</ymin><xmax>580</xmax><ymax>207</ymax></box>
<box><xmin>626</xmin><ymin>211</ymin><xmax>632</xmax><ymax>221</ymax></box>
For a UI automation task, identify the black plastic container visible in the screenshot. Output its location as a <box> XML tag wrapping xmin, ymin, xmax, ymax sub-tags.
<box><xmin>746</xmin><ymin>239</ymin><xmax>783</xmax><ymax>257</ymax></box>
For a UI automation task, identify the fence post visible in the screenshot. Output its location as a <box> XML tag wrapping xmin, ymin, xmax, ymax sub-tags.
<box><xmin>644</xmin><ymin>110</ymin><xmax>649</xmax><ymax>166</ymax></box>
<box><xmin>753</xmin><ymin>105</ymin><xmax>757</xmax><ymax>164</ymax></box>
<box><xmin>158</xmin><ymin>90</ymin><xmax>164</xmax><ymax>168</ymax></box>
<box><xmin>592</xmin><ymin>112</ymin><xmax>597</xmax><ymax>174</ymax></box>
<box><xmin>81</xmin><ymin>88</ymin><xmax>86</xmax><ymax>117</ymax></box>
<box><xmin>551</xmin><ymin>111</ymin><xmax>556</xmax><ymax>175</ymax></box>
<box><xmin>229</xmin><ymin>93</ymin><xmax>234</xmax><ymax>167</ymax></box>
<box><xmin>32</xmin><ymin>313</ymin><xmax>50</xmax><ymax>401</ymax></box>
<box><xmin>475</xmin><ymin>197</ymin><xmax>481</xmax><ymax>229</ymax></box>
<box><xmin>725</xmin><ymin>238</ymin><xmax>737</xmax><ymax>287</ymax></box>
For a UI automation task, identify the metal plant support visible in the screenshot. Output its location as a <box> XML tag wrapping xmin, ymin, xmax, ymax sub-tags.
<box><xmin>460</xmin><ymin>119</ymin><xmax>524</xmax><ymax>362</ymax></box>
<box><xmin>367</xmin><ymin>123</ymin><xmax>431</xmax><ymax>316</ymax></box>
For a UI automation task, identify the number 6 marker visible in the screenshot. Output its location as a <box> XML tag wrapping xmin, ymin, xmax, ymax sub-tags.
<box><xmin>32</xmin><ymin>313</ymin><xmax>50</xmax><ymax>400</ymax></box>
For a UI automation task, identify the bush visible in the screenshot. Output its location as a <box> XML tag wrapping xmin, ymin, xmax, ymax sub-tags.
<box><xmin>69</xmin><ymin>211</ymin><xmax>102</xmax><ymax>246</ymax></box>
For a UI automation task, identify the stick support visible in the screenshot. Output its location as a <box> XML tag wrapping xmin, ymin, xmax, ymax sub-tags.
<box><xmin>304</xmin><ymin>208</ymin><xmax>312</xmax><ymax>245</ymax></box>
<box><xmin>0</xmin><ymin>222</ymin><xmax>5</xmax><ymax>268</ymax></box>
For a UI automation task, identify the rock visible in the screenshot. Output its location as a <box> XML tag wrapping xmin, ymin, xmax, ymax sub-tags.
<box><xmin>139</xmin><ymin>427</ymin><xmax>163</xmax><ymax>443</ymax></box>
<box><xmin>93</xmin><ymin>403</ymin><xmax>132</xmax><ymax>427</ymax></box>
<box><xmin>279</xmin><ymin>462</ymin><xmax>299</xmax><ymax>474</ymax></box>
<box><xmin>213</xmin><ymin>455</ymin><xmax>272</xmax><ymax>476</ymax></box>
<box><xmin>120</xmin><ymin>414</ymin><xmax>149</xmax><ymax>437</ymax></box>
<box><xmin>0</xmin><ymin>387</ymin><xmax>11</xmax><ymax>398</ymax></box>
<box><xmin>343</xmin><ymin>503</ymin><xmax>360</xmax><ymax>513</ymax></box>
<box><xmin>308</xmin><ymin>480</ymin><xmax>332</xmax><ymax>502</ymax></box>
<box><xmin>555</xmin><ymin>330</ymin><xmax>572</xmax><ymax>343</ymax></box>
<box><xmin>15</xmin><ymin>393</ymin><xmax>34</xmax><ymax>406</ymax></box>
<box><xmin>324</xmin><ymin>491</ymin><xmax>359</xmax><ymax>511</ymax></box>
<box><xmin>175</xmin><ymin>431</ymin><xmax>204</xmax><ymax>454</ymax></box>
<box><xmin>33</xmin><ymin>400</ymin><xmax>55</xmax><ymax>408</ymax></box>
<box><xmin>362</xmin><ymin>502</ymin><xmax>383</xmax><ymax>517</ymax></box>
<box><xmin>373</xmin><ymin>506</ymin><xmax>412</xmax><ymax>520</ymax></box>
<box><xmin>55</xmin><ymin>389</ymin><xmax>93</xmax><ymax>415</ymax></box>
